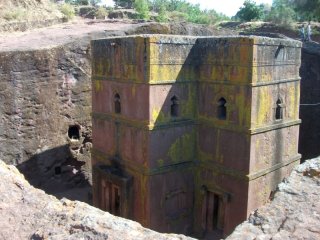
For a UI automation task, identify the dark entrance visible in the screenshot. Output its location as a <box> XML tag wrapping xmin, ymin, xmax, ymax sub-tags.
<box><xmin>202</xmin><ymin>191</ymin><xmax>225</xmax><ymax>238</ymax></box>
<box><xmin>68</xmin><ymin>125</ymin><xmax>80</xmax><ymax>140</ymax></box>
<box><xmin>101</xmin><ymin>180</ymin><xmax>121</xmax><ymax>216</ymax></box>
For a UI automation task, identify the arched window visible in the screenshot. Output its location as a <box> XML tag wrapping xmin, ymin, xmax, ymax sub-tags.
<box><xmin>170</xmin><ymin>96</ymin><xmax>179</xmax><ymax>117</ymax></box>
<box><xmin>217</xmin><ymin>98</ymin><xmax>227</xmax><ymax>120</ymax></box>
<box><xmin>275</xmin><ymin>99</ymin><xmax>283</xmax><ymax>120</ymax></box>
<box><xmin>114</xmin><ymin>93</ymin><xmax>121</xmax><ymax>114</ymax></box>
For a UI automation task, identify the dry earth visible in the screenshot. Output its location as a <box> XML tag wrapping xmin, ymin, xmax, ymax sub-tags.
<box><xmin>0</xmin><ymin>18</ymin><xmax>236</xmax><ymax>52</ymax></box>
<box><xmin>0</xmin><ymin>0</ymin><xmax>62</xmax><ymax>24</ymax></box>
<box><xmin>0</xmin><ymin>19</ymin><xmax>135</xmax><ymax>51</ymax></box>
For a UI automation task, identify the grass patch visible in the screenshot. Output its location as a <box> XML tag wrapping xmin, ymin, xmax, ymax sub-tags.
<box><xmin>59</xmin><ymin>4</ymin><xmax>75</xmax><ymax>21</ymax></box>
<box><xmin>0</xmin><ymin>0</ymin><xmax>64</xmax><ymax>24</ymax></box>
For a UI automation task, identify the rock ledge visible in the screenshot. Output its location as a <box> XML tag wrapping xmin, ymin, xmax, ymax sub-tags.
<box><xmin>227</xmin><ymin>158</ymin><xmax>320</xmax><ymax>240</ymax></box>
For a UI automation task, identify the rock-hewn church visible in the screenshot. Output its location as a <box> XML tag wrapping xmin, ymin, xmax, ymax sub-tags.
<box><xmin>91</xmin><ymin>35</ymin><xmax>301</xmax><ymax>238</ymax></box>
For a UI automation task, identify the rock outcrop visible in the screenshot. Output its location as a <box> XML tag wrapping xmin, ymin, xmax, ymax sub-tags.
<box><xmin>227</xmin><ymin>157</ymin><xmax>320</xmax><ymax>240</ymax></box>
<box><xmin>0</xmin><ymin>152</ymin><xmax>319</xmax><ymax>239</ymax></box>
<box><xmin>0</xmin><ymin>160</ymin><xmax>194</xmax><ymax>240</ymax></box>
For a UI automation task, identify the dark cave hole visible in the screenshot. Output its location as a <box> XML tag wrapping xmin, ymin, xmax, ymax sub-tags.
<box><xmin>68</xmin><ymin>125</ymin><xmax>80</xmax><ymax>140</ymax></box>
<box><xmin>55</xmin><ymin>166</ymin><xmax>61</xmax><ymax>175</ymax></box>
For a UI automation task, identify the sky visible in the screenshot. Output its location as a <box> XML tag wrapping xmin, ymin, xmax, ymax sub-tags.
<box><xmin>101</xmin><ymin>0</ymin><xmax>274</xmax><ymax>17</ymax></box>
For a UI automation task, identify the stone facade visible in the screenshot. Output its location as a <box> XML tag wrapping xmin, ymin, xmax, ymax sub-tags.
<box><xmin>91</xmin><ymin>35</ymin><xmax>302</xmax><ymax>238</ymax></box>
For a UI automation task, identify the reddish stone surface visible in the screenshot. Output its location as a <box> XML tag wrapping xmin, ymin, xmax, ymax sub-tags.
<box><xmin>91</xmin><ymin>35</ymin><xmax>301</xmax><ymax>238</ymax></box>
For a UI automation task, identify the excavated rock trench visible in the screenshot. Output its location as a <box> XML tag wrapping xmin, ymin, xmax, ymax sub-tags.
<box><xmin>1</xmin><ymin>19</ymin><xmax>320</xmax><ymax>238</ymax></box>
<box><xmin>0</xmin><ymin>19</ymin><xmax>234</xmax><ymax>204</ymax></box>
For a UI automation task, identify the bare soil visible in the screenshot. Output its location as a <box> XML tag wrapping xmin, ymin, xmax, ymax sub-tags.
<box><xmin>0</xmin><ymin>18</ymin><xmax>137</xmax><ymax>52</ymax></box>
<box><xmin>219</xmin><ymin>21</ymin><xmax>320</xmax><ymax>43</ymax></box>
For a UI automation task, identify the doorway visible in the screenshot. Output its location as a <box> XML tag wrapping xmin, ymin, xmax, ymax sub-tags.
<box><xmin>101</xmin><ymin>180</ymin><xmax>121</xmax><ymax>216</ymax></box>
<box><xmin>202</xmin><ymin>191</ymin><xmax>225</xmax><ymax>237</ymax></box>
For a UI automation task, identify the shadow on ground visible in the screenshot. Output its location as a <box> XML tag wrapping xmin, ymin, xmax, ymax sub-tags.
<box><xmin>17</xmin><ymin>145</ymin><xmax>92</xmax><ymax>204</ymax></box>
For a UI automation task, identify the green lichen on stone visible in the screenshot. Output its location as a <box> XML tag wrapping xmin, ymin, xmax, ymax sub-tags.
<box><xmin>152</xmin><ymin>107</ymin><xmax>170</xmax><ymax>125</ymax></box>
<box><xmin>198</xmin><ymin>147</ymin><xmax>213</xmax><ymax>162</ymax></box>
<box><xmin>94</xmin><ymin>80</ymin><xmax>103</xmax><ymax>92</ymax></box>
<box><xmin>181</xmin><ymin>85</ymin><xmax>196</xmax><ymax>118</ymax></box>
<box><xmin>168</xmin><ymin>130</ymin><xmax>195</xmax><ymax>163</ymax></box>
<box><xmin>157</xmin><ymin>158</ymin><xmax>164</xmax><ymax>167</ymax></box>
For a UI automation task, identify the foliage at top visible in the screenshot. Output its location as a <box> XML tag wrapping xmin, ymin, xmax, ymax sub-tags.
<box><xmin>65</xmin><ymin>0</ymin><xmax>102</xmax><ymax>6</ymax></box>
<box><xmin>0</xmin><ymin>0</ymin><xmax>63</xmax><ymax>23</ymax></box>
<box><xmin>290</xmin><ymin>0</ymin><xmax>320</xmax><ymax>21</ymax></box>
<box><xmin>234</xmin><ymin>0</ymin><xmax>264</xmax><ymax>21</ymax></box>
<box><xmin>134</xmin><ymin>0</ymin><xmax>149</xmax><ymax>19</ymax></box>
<box><xmin>60</xmin><ymin>3</ymin><xmax>75</xmax><ymax>20</ymax></box>
<box><xmin>266</xmin><ymin>0</ymin><xmax>295</xmax><ymax>26</ymax></box>
<box><xmin>114</xmin><ymin>0</ymin><xmax>135</xmax><ymax>8</ymax></box>
<box><xmin>234</xmin><ymin>0</ymin><xmax>320</xmax><ymax>25</ymax></box>
<box><xmin>149</xmin><ymin>0</ymin><xmax>229</xmax><ymax>24</ymax></box>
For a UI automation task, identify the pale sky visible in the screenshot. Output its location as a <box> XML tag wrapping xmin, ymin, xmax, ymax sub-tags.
<box><xmin>101</xmin><ymin>0</ymin><xmax>273</xmax><ymax>17</ymax></box>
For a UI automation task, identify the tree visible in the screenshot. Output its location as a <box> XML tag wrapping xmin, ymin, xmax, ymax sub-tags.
<box><xmin>291</xmin><ymin>0</ymin><xmax>320</xmax><ymax>21</ymax></box>
<box><xmin>259</xmin><ymin>3</ymin><xmax>271</xmax><ymax>20</ymax></box>
<box><xmin>235</xmin><ymin>0</ymin><xmax>263</xmax><ymax>21</ymax></box>
<box><xmin>156</xmin><ymin>1</ymin><xmax>168</xmax><ymax>22</ymax></box>
<box><xmin>90</xmin><ymin>0</ymin><xmax>102</xmax><ymax>6</ymax></box>
<box><xmin>114</xmin><ymin>0</ymin><xmax>135</xmax><ymax>8</ymax></box>
<box><xmin>151</xmin><ymin>0</ymin><xmax>169</xmax><ymax>12</ymax></box>
<box><xmin>65</xmin><ymin>0</ymin><xmax>89</xmax><ymax>5</ymax></box>
<box><xmin>266</xmin><ymin>0</ymin><xmax>296</xmax><ymax>25</ymax></box>
<box><xmin>134</xmin><ymin>0</ymin><xmax>149</xmax><ymax>19</ymax></box>
<box><xmin>64</xmin><ymin>0</ymin><xmax>101</xmax><ymax>5</ymax></box>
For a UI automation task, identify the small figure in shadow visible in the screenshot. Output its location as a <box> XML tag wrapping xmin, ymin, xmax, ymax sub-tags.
<box><xmin>300</xmin><ymin>24</ymin><xmax>305</xmax><ymax>42</ymax></box>
<box><xmin>306</xmin><ymin>21</ymin><xmax>312</xmax><ymax>42</ymax></box>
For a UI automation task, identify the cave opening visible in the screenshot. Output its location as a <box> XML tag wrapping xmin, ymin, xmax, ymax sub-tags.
<box><xmin>68</xmin><ymin>125</ymin><xmax>80</xmax><ymax>140</ymax></box>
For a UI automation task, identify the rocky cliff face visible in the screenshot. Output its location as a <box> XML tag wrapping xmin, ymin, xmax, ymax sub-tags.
<box><xmin>0</xmin><ymin>159</ymin><xmax>194</xmax><ymax>240</ymax></box>
<box><xmin>0</xmin><ymin>43</ymin><xmax>93</xmax><ymax>201</ymax></box>
<box><xmin>227</xmin><ymin>157</ymin><xmax>320</xmax><ymax>240</ymax></box>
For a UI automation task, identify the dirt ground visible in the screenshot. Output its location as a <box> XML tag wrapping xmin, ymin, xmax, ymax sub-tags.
<box><xmin>219</xmin><ymin>21</ymin><xmax>320</xmax><ymax>43</ymax></box>
<box><xmin>1</xmin><ymin>19</ymin><xmax>319</xmax><ymax>53</ymax></box>
<box><xmin>0</xmin><ymin>18</ymin><xmax>137</xmax><ymax>52</ymax></box>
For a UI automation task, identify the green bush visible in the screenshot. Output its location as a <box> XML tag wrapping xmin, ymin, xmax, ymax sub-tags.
<box><xmin>3</xmin><ymin>8</ymin><xmax>26</xmax><ymax>21</ymax></box>
<box><xmin>150</xmin><ymin>0</ymin><xmax>229</xmax><ymax>25</ymax></box>
<box><xmin>95</xmin><ymin>7</ymin><xmax>108</xmax><ymax>19</ymax></box>
<box><xmin>66</xmin><ymin>0</ymin><xmax>89</xmax><ymax>5</ymax></box>
<box><xmin>235</xmin><ymin>0</ymin><xmax>263</xmax><ymax>22</ymax></box>
<box><xmin>266</xmin><ymin>0</ymin><xmax>295</xmax><ymax>26</ymax></box>
<box><xmin>168</xmin><ymin>11</ymin><xmax>188</xmax><ymax>22</ymax></box>
<box><xmin>156</xmin><ymin>2</ymin><xmax>168</xmax><ymax>22</ymax></box>
<box><xmin>77</xmin><ymin>6</ymin><xmax>96</xmax><ymax>18</ymax></box>
<box><xmin>134</xmin><ymin>0</ymin><xmax>149</xmax><ymax>20</ymax></box>
<box><xmin>60</xmin><ymin>3</ymin><xmax>75</xmax><ymax>21</ymax></box>
<box><xmin>114</xmin><ymin>0</ymin><xmax>134</xmax><ymax>8</ymax></box>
